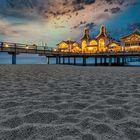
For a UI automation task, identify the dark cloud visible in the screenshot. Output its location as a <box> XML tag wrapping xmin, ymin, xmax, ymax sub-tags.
<box><xmin>85</xmin><ymin>22</ymin><xmax>96</xmax><ymax>29</ymax></box>
<box><xmin>0</xmin><ymin>0</ymin><xmax>134</xmax><ymax>20</ymax></box>
<box><xmin>104</xmin><ymin>9</ymin><xmax>109</xmax><ymax>12</ymax></box>
<box><xmin>73</xmin><ymin>0</ymin><xmax>96</xmax><ymax>5</ymax></box>
<box><xmin>110</xmin><ymin>7</ymin><xmax>121</xmax><ymax>14</ymax></box>
<box><xmin>73</xmin><ymin>21</ymin><xmax>87</xmax><ymax>29</ymax></box>
<box><xmin>105</xmin><ymin>0</ymin><xmax>125</xmax><ymax>5</ymax></box>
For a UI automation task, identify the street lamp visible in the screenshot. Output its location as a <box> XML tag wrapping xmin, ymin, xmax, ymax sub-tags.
<box><xmin>26</xmin><ymin>45</ymin><xmax>29</xmax><ymax>49</ymax></box>
<box><xmin>4</xmin><ymin>43</ymin><xmax>9</xmax><ymax>48</ymax></box>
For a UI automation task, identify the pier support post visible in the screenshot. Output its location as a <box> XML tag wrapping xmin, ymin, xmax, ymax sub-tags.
<box><xmin>83</xmin><ymin>57</ymin><xmax>86</xmax><ymax>66</ymax></box>
<box><xmin>74</xmin><ymin>57</ymin><xmax>76</xmax><ymax>65</ymax></box>
<box><xmin>59</xmin><ymin>57</ymin><xmax>61</xmax><ymax>64</ymax></box>
<box><xmin>12</xmin><ymin>53</ymin><xmax>16</xmax><ymax>64</ymax></box>
<box><xmin>104</xmin><ymin>57</ymin><xmax>107</xmax><ymax>65</ymax></box>
<box><xmin>109</xmin><ymin>57</ymin><xmax>112</xmax><ymax>66</ymax></box>
<box><xmin>124</xmin><ymin>57</ymin><xmax>127</xmax><ymax>64</ymax></box>
<box><xmin>114</xmin><ymin>57</ymin><xmax>116</xmax><ymax>65</ymax></box>
<box><xmin>100</xmin><ymin>57</ymin><xmax>103</xmax><ymax>65</ymax></box>
<box><xmin>63</xmin><ymin>57</ymin><xmax>65</xmax><ymax>64</ymax></box>
<box><xmin>68</xmin><ymin>57</ymin><xmax>70</xmax><ymax>65</ymax></box>
<box><xmin>47</xmin><ymin>57</ymin><xmax>50</xmax><ymax>64</ymax></box>
<box><xmin>117</xmin><ymin>57</ymin><xmax>120</xmax><ymax>65</ymax></box>
<box><xmin>56</xmin><ymin>56</ymin><xmax>59</xmax><ymax>64</ymax></box>
<box><xmin>122</xmin><ymin>57</ymin><xmax>125</xmax><ymax>65</ymax></box>
<box><xmin>95</xmin><ymin>57</ymin><xmax>97</xmax><ymax>66</ymax></box>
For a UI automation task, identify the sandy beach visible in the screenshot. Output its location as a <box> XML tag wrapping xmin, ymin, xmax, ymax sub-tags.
<box><xmin>0</xmin><ymin>65</ymin><xmax>140</xmax><ymax>140</ymax></box>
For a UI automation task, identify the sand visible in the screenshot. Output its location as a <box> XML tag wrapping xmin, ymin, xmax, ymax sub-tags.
<box><xmin>0</xmin><ymin>65</ymin><xmax>140</xmax><ymax>140</ymax></box>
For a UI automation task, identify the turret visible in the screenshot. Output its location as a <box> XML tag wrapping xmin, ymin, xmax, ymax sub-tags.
<box><xmin>96</xmin><ymin>25</ymin><xmax>107</xmax><ymax>39</ymax></box>
<box><xmin>81</xmin><ymin>28</ymin><xmax>90</xmax><ymax>53</ymax></box>
<box><xmin>96</xmin><ymin>25</ymin><xmax>108</xmax><ymax>52</ymax></box>
<box><xmin>81</xmin><ymin>28</ymin><xmax>90</xmax><ymax>41</ymax></box>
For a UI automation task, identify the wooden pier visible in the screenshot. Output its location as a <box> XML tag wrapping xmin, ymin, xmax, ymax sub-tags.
<box><xmin>0</xmin><ymin>42</ymin><xmax>140</xmax><ymax>65</ymax></box>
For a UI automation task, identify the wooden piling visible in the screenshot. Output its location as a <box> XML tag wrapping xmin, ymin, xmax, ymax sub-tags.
<box><xmin>12</xmin><ymin>53</ymin><xmax>16</xmax><ymax>64</ymax></box>
<box><xmin>63</xmin><ymin>57</ymin><xmax>65</xmax><ymax>64</ymax></box>
<box><xmin>100</xmin><ymin>57</ymin><xmax>103</xmax><ymax>65</ymax></box>
<box><xmin>47</xmin><ymin>57</ymin><xmax>50</xmax><ymax>64</ymax></box>
<box><xmin>56</xmin><ymin>56</ymin><xmax>59</xmax><ymax>64</ymax></box>
<box><xmin>104</xmin><ymin>57</ymin><xmax>107</xmax><ymax>65</ymax></box>
<box><xmin>95</xmin><ymin>57</ymin><xmax>97</xmax><ymax>66</ymax></box>
<box><xmin>68</xmin><ymin>57</ymin><xmax>70</xmax><ymax>65</ymax></box>
<box><xmin>83</xmin><ymin>56</ymin><xmax>86</xmax><ymax>66</ymax></box>
<box><xmin>74</xmin><ymin>57</ymin><xmax>76</xmax><ymax>65</ymax></box>
<box><xmin>109</xmin><ymin>57</ymin><xmax>112</xmax><ymax>66</ymax></box>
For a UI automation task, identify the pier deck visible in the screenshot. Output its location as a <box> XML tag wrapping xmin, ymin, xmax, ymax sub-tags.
<box><xmin>0</xmin><ymin>42</ymin><xmax>140</xmax><ymax>65</ymax></box>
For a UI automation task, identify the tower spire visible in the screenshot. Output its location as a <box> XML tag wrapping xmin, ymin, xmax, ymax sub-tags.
<box><xmin>96</xmin><ymin>24</ymin><xmax>107</xmax><ymax>39</ymax></box>
<box><xmin>81</xmin><ymin>28</ymin><xmax>90</xmax><ymax>41</ymax></box>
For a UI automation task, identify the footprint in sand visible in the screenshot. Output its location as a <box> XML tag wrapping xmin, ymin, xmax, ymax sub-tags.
<box><xmin>82</xmin><ymin>134</ymin><xmax>97</xmax><ymax>140</ymax></box>
<box><xmin>23</xmin><ymin>111</ymin><xmax>59</xmax><ymax>124</ymax></box>
<box><xmin>106</xmin><ymin>108</ymin><xmax>128</xmax><ymax>120</ymax></box>
<box><xmin>0</xmin><ymin>125</ymin><xmax>37</xmax><ymax>140</ymax></box>
<box><xmin>0</xmin><ymin>116</ymin><xmax>23</xmax><ymax>128</ymax></box>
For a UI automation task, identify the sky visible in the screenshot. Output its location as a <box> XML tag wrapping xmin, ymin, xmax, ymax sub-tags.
<box><xmin>0</xmin><ymin>0</ymin><xmax>140</xmax><ymax>48</ymax></box>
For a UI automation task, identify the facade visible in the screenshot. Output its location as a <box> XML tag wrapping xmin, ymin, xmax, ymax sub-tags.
<box><xmin>81</xmin><ymin>28</ymin><xmax>98</xmax><ymax>53</ymax></box>
<box><xmin>57</xmin><ymin>40</ymin><xmax>81</xmax><ymax>53</ymax></box>
<box><xmin>120</xmin><ymin>29</ymin><xmax>140</xmax><ymax>52</ymax></box>
<box><xmin>57</xmin><ymin>25</ymin><xmax>140</xmax><ymax>53</ymax></box>
<box><xmin>81</xmin><ymin>25</ymin><xmax>122</xmax><ymax>53</ymax></box>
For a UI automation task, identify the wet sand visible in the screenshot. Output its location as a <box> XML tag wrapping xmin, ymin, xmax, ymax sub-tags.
<box><xmin>0</xmin><ymin>65</ymin><xmax>140</xmax><ymax>140</ymax></box>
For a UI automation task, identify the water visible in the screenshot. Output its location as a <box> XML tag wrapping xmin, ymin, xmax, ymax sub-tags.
<box><xmin>0</xmin><ymin>52</ymin><xmax>140</xmax><ymax>66</ymax></box>
<box><xmin>0</xmin><ymin>53</ymin><xmax>46</xmax><ymax>64</ymax></box>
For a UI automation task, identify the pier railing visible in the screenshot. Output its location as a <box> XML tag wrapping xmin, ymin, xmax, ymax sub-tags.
<box><xmin>0</xmin><ymin>41</ymin><xmax>140</xmax><ymax>56</ymax></box>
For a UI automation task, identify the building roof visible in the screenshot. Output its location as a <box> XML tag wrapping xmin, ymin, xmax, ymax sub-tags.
<box><xmin>96</xmin><ymin>25</ymin><xmax>107</xmax><ymax>39</ymax></box>
<box><xmin>80</xmin><ymin>28</ymin><xmax>90</xmax><ymax>41</ymax></box>
<box><xmin>120</xmin><ymin>29</ymin><xmax>140</xmax><ymax>40</ymax></box>
<box><xmin>57</xmin><ymin>40</ymin><xmax>80</xmax><ymax>46</ymax></box>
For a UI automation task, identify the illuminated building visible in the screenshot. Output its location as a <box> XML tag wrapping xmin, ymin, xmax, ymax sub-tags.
<box><xmin>120</xmin><ymin>29</ymin><xmax>140</xmax><ymax>52</ymax></box>
<box><xmin>80</xmin><ymin>25</ymin><xmax>121</xmax><ymax>53</ymax></box>
<box><xmin>57</xmin><ymin>25</ymin><xmax>140</xmax><ymax>53</ymax></box>
<box><xmin>57</xmin><ymin>39</ymin><xmax>81</xmax><ymax>53</ymax></box>
<box><xmin>81</xmin><ymin>28</ymin><xmax>98</xmax><ymax>53</ymax></box>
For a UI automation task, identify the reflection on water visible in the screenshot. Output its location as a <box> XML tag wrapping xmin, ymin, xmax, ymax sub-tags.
<box><xmin>0</xmin><ymin>52</ymin><xmax>140</xmax><ymax>66</ymax></box>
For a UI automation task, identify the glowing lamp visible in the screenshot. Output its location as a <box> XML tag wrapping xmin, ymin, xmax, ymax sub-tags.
<box><xmin>89</xmin><ymin>47</ymin><xmax>93</xmax><ymax>50</ymax></box>
<box><xmin>102</xmin><ymin>42</ymin><xmax>105</xmax><ymax>45</ymax></box>
<box><xmin>5</xmin><ymin>43</ymin><xmax>9</xmax><ymax>48</ymax></box>
<box><xmin>26</xmin><ymin>45</ymin><xmax>29</xmax><ymax>49</ymax></box>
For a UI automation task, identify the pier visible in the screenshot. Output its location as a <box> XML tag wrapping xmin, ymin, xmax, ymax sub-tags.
<box><xmin>0</xmin><ymin>42</ymin><xmax>140</xmax><ymax>65</ymax></box>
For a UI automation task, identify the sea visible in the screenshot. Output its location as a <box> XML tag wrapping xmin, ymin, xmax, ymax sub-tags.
<box><xmin>0</xmin><ymin>52</ymin><xmax>140</xmax><ymax>66</ymax></box>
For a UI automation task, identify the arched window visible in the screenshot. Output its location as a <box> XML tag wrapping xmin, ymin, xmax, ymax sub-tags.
<box><xmin>82</xmin><ymin>40</ymin><xmax>87</xmax><ymax>48</ymax></box>
<box><xmin>90</xmin><ymin>40</ymin><xmax>97</xmax><ymax>46</ymax></box>
<box><xmin>99</xmin><ymin>39</ymin><xmax>105</xmax><ymax>48</ymax></box>
<box><xmin>59</xmin><ymin>42</ymin><xmax>68</xmax><ymax>49</ymax></box>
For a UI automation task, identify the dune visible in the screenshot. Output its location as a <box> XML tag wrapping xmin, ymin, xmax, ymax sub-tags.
<box><xmin>0</xmin><ymin>65</ymin><xmax>140</xmax><ymax>139</ymax></box>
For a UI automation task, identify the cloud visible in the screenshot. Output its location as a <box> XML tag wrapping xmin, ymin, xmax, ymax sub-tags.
<box><xmin>85</xmin><ymin>22</ymin><xmax>96</xmax><ymax>29</ymax></box>
<box><xmin>0</xmin><ymin>0</ymin><xmax>133</xmax><ymax>20</ymax></box>
<box><xmin>110</xmin><ymin>7</ymin><xmax>121</xmax><ymax>14</ymax></box>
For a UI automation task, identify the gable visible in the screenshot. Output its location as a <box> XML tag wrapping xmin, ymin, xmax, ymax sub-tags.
<box><xmin>90</xmin><ymin>40</ymin><xmax>98</xmax><ymax>45</ymax></box>
<box><xmin>109</xmin><ymin>43</ymin><xmax>120</xmax><ymax>47</ymax></box>
<box><xmin>58</xmin><ymin>42</ymin><xmax>68</xmax><ymax>49</ymax></box>
<box><xmin>121</xmin><ymin>34</ymin><xmax>140</xmax><ymax>42</ymax></box>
